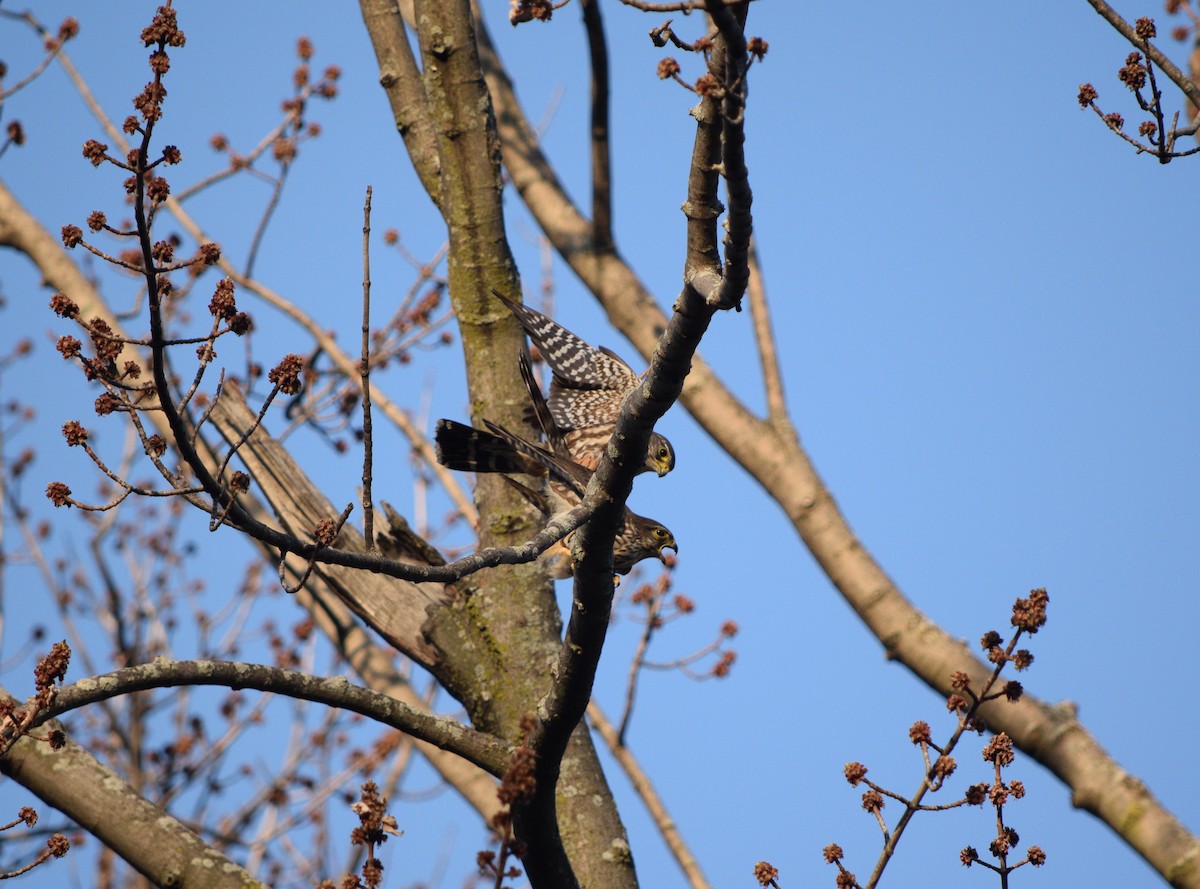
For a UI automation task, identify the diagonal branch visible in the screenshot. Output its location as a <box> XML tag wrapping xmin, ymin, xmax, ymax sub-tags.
<box><xmin>0</xmin><ymin>697</ymin><xmax>268</xmax><ymax>889</ymax></box>
<box><xmin>1086</xmin><ymin>0</ymin><xmax>1200</xmax><ymax>112</ymax></box>
<box><xmin>477</xmin><ymin>7</ymin><xmax>1200</xmax><ymax>886</ymax></box>
<box><xmin>358</xmin><ymin>0</ymin><xmax>442</xmax><ymax>199</ymax></box>
<box><xmin>745</xmin><ymin>240</ymin><xmax>791</xmax><ymax>428</ymax></box>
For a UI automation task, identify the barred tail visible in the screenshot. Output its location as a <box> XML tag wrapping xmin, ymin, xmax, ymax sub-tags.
<box><xmin>434</xmin><ymin>419</ymin><xmax>541</xmax><ymax>476</ymax></box>
<box><xmin>480</xmin><ymin>420</ymin><xmax>588</xmax><ymax>498</ymax></box>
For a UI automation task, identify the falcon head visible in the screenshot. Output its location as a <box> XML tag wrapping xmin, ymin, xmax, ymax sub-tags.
<box><xmin>645</xmin><ymin>432</ymin><xmax>676</xmax><ymax>478</ymax></box>
<box><xmin>614</xmin><ymin>515</ymin><xmax>678</xmax><ymax>575</ymax></box>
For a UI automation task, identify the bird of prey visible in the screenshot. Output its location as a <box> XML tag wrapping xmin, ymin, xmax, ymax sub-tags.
<box><xmin>434</xmin><ymin>415</ymin><xmax>676</xmax><ymax>578</ymax></box>
<box><xmin>494</xmin><ymin>291</ymin><xmax>675</xmax><ymax>477</ymax></box>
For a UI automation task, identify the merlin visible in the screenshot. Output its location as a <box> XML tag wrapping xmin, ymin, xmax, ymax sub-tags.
<box><xmin>494</xmin><ymin>291</ymin><xmax>675</xmax><ymax>477</ymax></box>
<box><xmin>434</xmin><ymin>417</ymin><xmax>677</xmax><ymax>578</ymax></box>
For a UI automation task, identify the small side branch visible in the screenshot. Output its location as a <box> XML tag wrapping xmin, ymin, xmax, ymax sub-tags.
<box><xmin>745</xmin><ymin>240</ymin><xmax>790</xmax><ymax>428</ymax></box>
<box><xmin>1086</xmin><ymin>0</ymin><xmax>1200</xmax><ymax>110</ymax></box>
<box><xmin>361</xmin><ymin>185</ymin><xmax>377</xmax><ymax>552</ymax></box>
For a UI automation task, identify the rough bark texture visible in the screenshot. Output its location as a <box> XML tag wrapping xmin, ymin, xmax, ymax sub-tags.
<box><xmin>360</xmin><ymin>3</ymin><xmax>636</xmax><ymax>886</ymax></box>
<box><xmin>0</xmin><ymin>713</ymin><xmax>267</xmax><ymax>889</ymax></box>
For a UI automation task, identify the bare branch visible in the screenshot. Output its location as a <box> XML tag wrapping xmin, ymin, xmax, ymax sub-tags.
<box><xmin>49</xmin><ymin>43</ymin><xmax>480</xmax><ymax>526</ymax></box>
<box><xmin>581</xmin><ymin>0</ymin><xmax>613</xmax><ymax>252</ymax></box>
<box><xmin>745</xmin><ymin>240</ymin><xmax>791</xmax><ymax>428</ymax></box>
<box><xmin>521</xmin><ymin>13</ymin><xmax>756</xmax><ymax>874</ymax></box>
<box><xmin>14</xmin><ymin>660</ymin><xmax>509</xmax><ymax>776</ymax></box>
<box><xmin>207</xmin><ymin>382</ymin><xmax>594</xmax><ymax>661</ymax></box>
<box><xmin>477</xmin><ymin>5</ymin><xmax>1200</xmax><ymax>882</ymax></box>
<box><xmin>358</xmin><ymin>0</ymin><xmax>442</xmax><ymax>196</ymax></box>
<box><xmin>286</xmin><ymin>543</ymin><xmax>503</xmax><ymax>821</ymax></box>
<box><xmin>1086</xmin><ymin>0</ymin><xmax>1200</xmax><ymax>111</ymax></box>
<box><xmin>0</xmin><ymin>703</ymin><xmax>269</xmax><ymax>889</ymax></box>
<box><xmin>361</xmin><ymin>185</ymin><xmax>377</xmax><ymax>553</ymax></box>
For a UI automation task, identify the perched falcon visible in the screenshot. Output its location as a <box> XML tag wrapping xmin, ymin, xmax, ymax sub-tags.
<box><xmin>434</xmin><ymin>418</ymin><xmax>676</xmax><ymax>578</ymax></box>
<box><xmin>494</xmin><ymin>291</ymin><xmax>675</xmax><ymax>477</ymax></box>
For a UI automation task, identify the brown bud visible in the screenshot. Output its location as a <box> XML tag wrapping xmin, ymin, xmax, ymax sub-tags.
<box><xmin>753</xmin><ymin>861</ymin><xmax>779</xmax><ymax>885</ymax></box>
<box><xmin>50</xmin><ymin>293</ymin><xmax>80</xmax><ymax>318</ymax></box>
<box><xmin>61</xmin><ymin>225</ymin><xmax>83</xmax><ymax>248</ymax></box>
<box><xmin>61</xmin><ymin>420</ymin><xmax>88</xmax><ymax>446</ymax></box>
<box><xmin>844</xmin><ymin>761</ymin><xmax>867</xmax><ymax>786</ymax></box>
<box><xmin>46</xmin><ymin>482</ymin><xmax>73</xmax><ymax>507</ymax></box>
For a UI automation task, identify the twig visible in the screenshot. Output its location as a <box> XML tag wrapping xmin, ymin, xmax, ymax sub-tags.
<box><xmin>861</xmin><ymin>624</ymin><xmax>1035</xmax><ymax>888</ymax></box>
<box><xmin>51</xmin><ymin>43</ymin><xmax>479</xmax><ymax>533</ymax></box>
<box><xmin>616</xmin><ymin>591</ymin><xmax>661</xmax><ymax>744</ymax></box>
<box><xmin>361</xmin><ymin>186</ymin><xmax>376</xmax><ymax>553</ymax></box>
<box><xmin>1086</xmin><ymin>0</ymin><xmax>1200</xmax><ymax>112</ymax></box>
<box><xmin>744</xmin><ymin>240</ymin><xmax>790</xmax><ymax>428</ymax></box>
<box><xmin>280</xmin><ymin>502</ymin><xmax>356</xmax><ymax>594</ymax></box>
<box><xmin>243</xmin><ymin>162</ymin><xmax>288</xmax><ymax>279</ymax></box>
<box><xmin>0</xmin><ymin>10</ymin><xmax>75</xmax><ymax>102</ymax></box>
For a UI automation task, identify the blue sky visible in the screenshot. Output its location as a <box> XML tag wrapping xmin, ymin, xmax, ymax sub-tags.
<box><xmin>1</xmin><ymin>2</ymin><xmax>1197</xmax><ymax>887</ymax></box>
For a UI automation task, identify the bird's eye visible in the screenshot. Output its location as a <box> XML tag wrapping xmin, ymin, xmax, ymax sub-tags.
<box><xmin>658</xmin><ymin>446</ymin><xmax>668</xmax><ymax>459</ymax></box>
<box><xmin>655</xmin><ymin>528</ymin><xmax>668</xmax><ymax>539</ymax></box>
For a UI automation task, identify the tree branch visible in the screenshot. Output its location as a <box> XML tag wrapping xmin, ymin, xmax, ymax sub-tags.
<box><xmin>745</xmin><ymin>240</ymin><xmax>790</xmax><ymax>427</ymax></box>
<box><xmin>46</xmin><ymin>44</ymin><xmax>483</xmax><ymax>543</ymax></box>
<box><xmin>15</xmin><ymin>660</ymin><xmax>509</xmax><ymax>776</ymax></box>
<box><xmin>285</xmin><ymin>552</ymin><xmax>504</xmax><ymax>821</ymax></box>
<box><xmin>477</xmin><ymin>7</ymin><xmax>1200</xmax><ymax>885</ymax></box>
<box><xmin>364</xmin><ymin>2</ymin><xmax>637</xmax><ymax>885</ymax></box>
<box><xmin>358</xmin><ymin>0</ymin><xmax>442</xmax><ymax>198</ymax></box>
<box><xmin>0</xmin><ymin>699</ymin><xmax>268</xmax><ymax>889</ymax></box>
<box><xmin>1086</xmin><ymin>0</ymin><xmax>1200</xmax><ymax>112</ymax></box>
<box><xmin>520</xmin><ymin>13</ymin><xmax>755</xmax><ymax>875</ymax></box>
<box><xmin>581</xmin><ymin>0</ymin><xmax>613</xmax><ymax>252</ymax></box>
